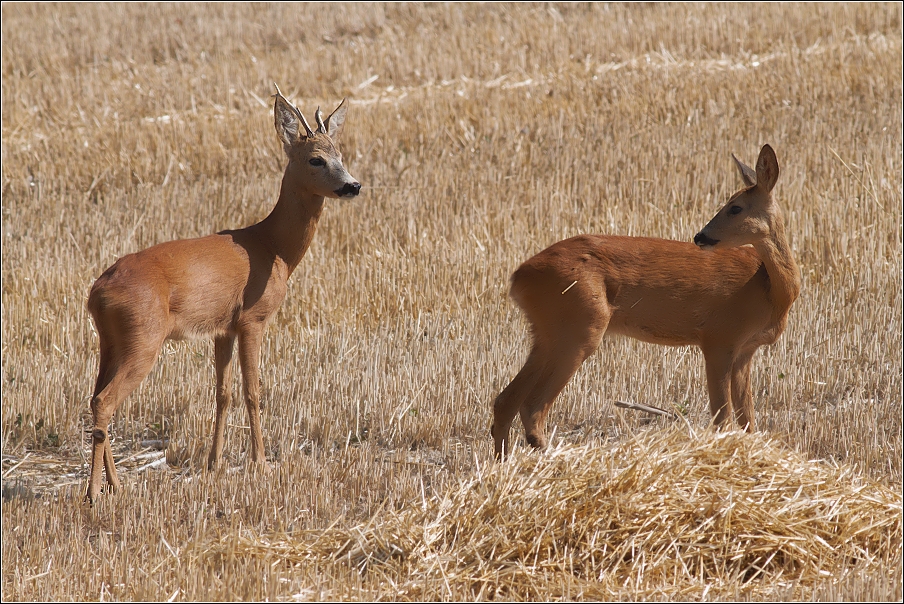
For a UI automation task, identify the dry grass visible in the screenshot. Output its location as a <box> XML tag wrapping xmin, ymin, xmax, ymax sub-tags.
<box><xmin>208</xmin><ymin>427</ymin><xmax>903</xmax><ymax>600</ymax></box>
<box><xmin>2</xmin><ymin>2</ymin><xmax>902</xmax><ymax>601</ymax></box>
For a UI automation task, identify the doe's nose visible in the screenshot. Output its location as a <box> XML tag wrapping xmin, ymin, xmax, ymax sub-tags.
<box><xmin>694</xmin><ymin>232</ymin><xmax>719</xmax><ymax>248</ymax></box>
<box><xmin>336</xmin><ymin>182</ymin><xmax>361</xmax><ymax>197</ymax></box>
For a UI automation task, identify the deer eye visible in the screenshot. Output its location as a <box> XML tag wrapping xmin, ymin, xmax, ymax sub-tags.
<box><xmin>309</xmin><ymin>158</ymin><xmax>326</xmax><ymax>167</ymax></box>
<box><xmin>729</xmin><ymin>205</ymin><xmax>743</xmax><ymax>215</ymax></box>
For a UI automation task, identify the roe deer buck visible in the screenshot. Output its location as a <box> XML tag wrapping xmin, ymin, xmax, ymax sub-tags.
<box><xmin>491</xmin><ymin>144</ymin><xmax>799</xmax><ymax>457</ymax></box>
<box><xmin>84</xmin><ymin>86</ymin><xmax>360</xmax><ymax>502</ymax></box>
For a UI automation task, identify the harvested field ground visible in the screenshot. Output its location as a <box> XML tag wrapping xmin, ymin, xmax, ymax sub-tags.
<box><xmin>2</xmin><ymin>3</ymin><xmax>902</xmax><ymax>601</ymax></box>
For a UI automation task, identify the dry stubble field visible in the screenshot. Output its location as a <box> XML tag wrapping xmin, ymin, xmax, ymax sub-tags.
<box><xmin>1</xmin><ymin>3</ymin><xmax>902</xmax><ymax>601</ymax></box>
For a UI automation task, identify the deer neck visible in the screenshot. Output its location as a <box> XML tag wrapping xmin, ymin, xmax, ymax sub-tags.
<box><xmin>255</xmin><ymin>175</ymin><xmax>326</xmax><ymax>275</ymax></box>
<box><xmin>752</xmin><ymin>214</ymin><xmax>801</xmax><ymax>323</ymax></box>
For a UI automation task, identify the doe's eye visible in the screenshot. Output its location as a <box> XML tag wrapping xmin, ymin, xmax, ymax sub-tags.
<box><xmin>729</xmin><ymin>205</ymin><xmax>743</xmax><ymax>215</ymax></box>
<box><xmin>309</xmin><ymin>158</ymin><xmax>326</xmax><ymax>167</ymax></box>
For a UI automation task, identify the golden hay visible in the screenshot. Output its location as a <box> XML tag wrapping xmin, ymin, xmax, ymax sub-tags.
<box><xmin>202</xmin><ymin>426</ymin><xmax>902</xmax><ymax>600</ymax></box>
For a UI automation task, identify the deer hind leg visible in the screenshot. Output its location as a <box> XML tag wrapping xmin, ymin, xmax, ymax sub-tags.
<box><xmin>703</xmin><ymin>347</ymin><xmax>735</xmax><ymax>429</ymax></box>
<box><xmin>87</xmin><ymin>338</ymin><xmax>117</xmax><ymax>503</ymax></box>
<box><xmin>730</xmin><ymin>351</ymin><xmax>756</xmax><ymax>432</ymax></box>
<box><xmin>208</xmin><ymin>334</ymin><xmax>236</xmax><ymax>470</ymax></box>
<box><xmin>496</xmin><ymin>269</ymin><xmax>610</xmax><ymax>456</ymax></box>
<box><xmin>237</xmin><ymin>327</ymin><xmax>267</xmax><ymax>466</ymax></box>
<box><xmin>518</xmin><ymin>322</ymin><xmax>605</xmax><ymax>450</ymax></box>
<box><xmin>86</xmin><ymin>340</ymin><xmax>162</xmax><ymax>503</ymax></box>
<box><xmin>492</xmin><ymin>347</ymin><xmax>545</xmax><ymax>458</ymax></box>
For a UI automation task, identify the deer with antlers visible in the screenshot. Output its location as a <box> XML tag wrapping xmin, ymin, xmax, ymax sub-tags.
<box><xmin>84</xmin><ymin>86</ymin><xmax>360</xmax><ymax>502</ymax></box>
<box><xmin>491</xmin><ymin>144</ymin><xmax>800</xmax><ymax>457</ymax></box>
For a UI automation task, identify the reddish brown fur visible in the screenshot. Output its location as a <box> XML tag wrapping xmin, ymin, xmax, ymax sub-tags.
<box><xmin>492</xmin><ymin>145</ymin><xmax>800</xmax><ymax>457</ymax></box>
<box><xmin>85</xmin><ymin>90</ymin><xmax>360</xmax><ymax>503</ymax></box>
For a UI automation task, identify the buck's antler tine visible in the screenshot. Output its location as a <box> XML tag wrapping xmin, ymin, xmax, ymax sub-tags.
<box><xmin>314</xmin><ymin>106</ymin><xmax>325</xmax><ymax>134</ymax></box>
<box><xmin>295</xmin><ymin>107</ymin><xmax>315</xmax><ymax>138</ymax></box>
<box><xmin>273</xmin><ymin>83</ymin><xmax>314</xmax><ymax>137</ymax></box>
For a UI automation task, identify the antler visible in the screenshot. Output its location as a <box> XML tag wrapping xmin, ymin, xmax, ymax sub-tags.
<box><xmin>272</xmin><ymin>83</ymin><xmax>315</xmax><ymax>138</ymax></box>
<box><xmin>314</xmin><ymin>106</ymin><xmax>325</xmax><ymax>134</ymax></box>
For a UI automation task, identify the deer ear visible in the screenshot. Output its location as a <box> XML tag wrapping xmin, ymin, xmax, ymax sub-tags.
<box><xmin>732</xmin><ymin>153</ymin><xmax>758</xmax><ymax>187</ymax></box>
<box><xmin>274</xmin><ymin>94</ymin><xmax>302</xmax><ymax>155</ymax></box>
<box><xmin>324</xmin><ymin>98</ymin><xmax>348</xmax><ymax>141</ymax></box>
<box><xmin>755</xmin><ymin>144</ymin><xmax>779</xmax><ymax>193</ymax></box>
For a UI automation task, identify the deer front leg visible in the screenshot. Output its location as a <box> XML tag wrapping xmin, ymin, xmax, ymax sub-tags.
<box><xmin>703</xmin><ymin>347</ymin><xmax>734</xmax><ymax>429</ymax></box>
<box><xmin>208</xmin><ymin>334</ymin><xmax>236</xmax><ymax>470</ymax></box>
<box><xmin>730</xmin><ymin>351</ymin><xmax>756</xmax><ymax>432</ymax></box>
<box><xmin>237</xmin><ymin>327</ymin><xmax>267</xmax><ymax>465</ymax></box>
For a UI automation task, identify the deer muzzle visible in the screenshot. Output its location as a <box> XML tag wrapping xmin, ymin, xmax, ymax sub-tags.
<box><xmin>694</xmin><ymin>232</ymin><xmax>720</xmax><ymax>249</ymax></box>
<box><xmin>335</xmin><ymin>182</ymin><xmax>361</xmax><ymax>198</ymax></box>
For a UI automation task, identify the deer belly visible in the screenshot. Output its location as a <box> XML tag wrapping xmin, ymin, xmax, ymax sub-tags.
<box><xmin>166</xmin><ymin>287</ymin><xmax>243</xmax><ymax>341</ymax></box>
<box><xmin>609</xmin><ymin>320</ymin><xmax>700</xmax><ymax>347</ymax></box>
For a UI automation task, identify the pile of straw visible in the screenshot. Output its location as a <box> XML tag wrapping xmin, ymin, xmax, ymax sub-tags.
<box><xmin>206</xmin><ymin>427</ymin><xmax>902</xmax><ymax>600</ymax></box>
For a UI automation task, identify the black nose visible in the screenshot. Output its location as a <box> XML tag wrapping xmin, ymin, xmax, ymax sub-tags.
<box><xmin>694</xmin><ymin>232</ymin><xmax>719</xmax><ymax>247</ymax></box>
<box><xmin>336</xmin><ymin>182</ymin><xmax>361</xmax><ymax>197</ymax></box>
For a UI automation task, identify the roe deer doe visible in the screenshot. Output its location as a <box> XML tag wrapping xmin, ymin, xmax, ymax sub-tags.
<box><xmin>85</xmin><ymin>86</ymin><xmax>360</xmax><ymax>502</ymax></box>
<box><xmin>491</xmin><ymin>144</ymin><xmax>799</xmax><ymax>457</ymax></box>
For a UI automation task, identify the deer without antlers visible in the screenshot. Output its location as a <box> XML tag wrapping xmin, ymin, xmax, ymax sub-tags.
<box><xmin>84</xmin><ymin>86</ymin><xmax>361</xmax><ymax>502</ymax></box>
<box><xmin>491</xmin><ymin>144</ymin><xmax>800</xmax><ymax>457</ymax></box>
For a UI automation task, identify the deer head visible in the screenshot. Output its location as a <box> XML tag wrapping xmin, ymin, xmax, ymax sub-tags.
<box><xmin>694</xmin><ymin>144</ymin><xmax>780</xmax><ymax>250</ymax></box>
<box><xmin>273</xmin><ymin>85</ymin><xmax>360</xmax><ymax>199</ymax></box>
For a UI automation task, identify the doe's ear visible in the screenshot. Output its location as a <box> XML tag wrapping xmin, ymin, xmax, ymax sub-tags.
<box><xmin>754</xmin><ymin>144</ymin><xmax>779</xmax><ymax>193</ymax></box>
<box><xmin>732</xmin><ymin>153</ymin><xmax>758</xmax><ymax>188</ymax></box>
<box><xmin>274</xmin><ymin>94</ymin><xmax>302</xmax><ymax>156</ymax></box>
<box><xmin>324</xmin><ymin>98</ymin><xmax>348</xmax><ymax>141</ymax></box>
